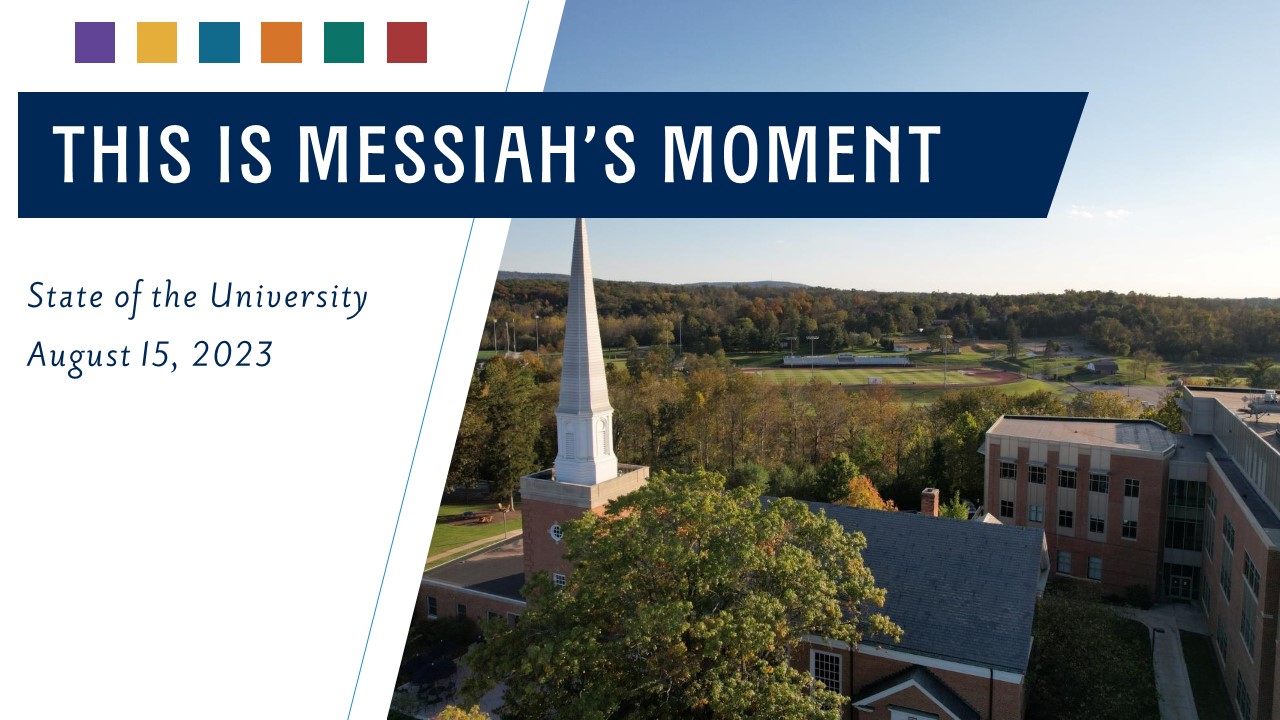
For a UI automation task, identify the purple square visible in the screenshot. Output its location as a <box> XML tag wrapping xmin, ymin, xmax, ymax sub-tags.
<box><xmin>75</xmin><ymin>22</ymin><xmax>115</xmax><ymax>63</ymax></box>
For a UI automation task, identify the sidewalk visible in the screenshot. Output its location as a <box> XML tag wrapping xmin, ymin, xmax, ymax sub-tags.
<box><xmin>1112</xmin><ymin>604</ymin><xmax>1203</xmax><ymax>720</ymax></box>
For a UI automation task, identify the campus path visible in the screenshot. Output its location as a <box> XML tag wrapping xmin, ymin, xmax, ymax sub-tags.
<box><xmin>1112</xmin><ymin>604</ymin><xmax>1206</xmax><ymax>720</ymax></box>
<box><xmin>425</xmin><ymin>532</ymin><xmax>524</xmax><ymax>569</ymax></box>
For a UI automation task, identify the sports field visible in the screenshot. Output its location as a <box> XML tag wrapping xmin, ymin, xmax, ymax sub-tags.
<box><xmin>750</xmin><ymin>366</ymin><xmax>1018</xmax><ymax>387</ymax></box>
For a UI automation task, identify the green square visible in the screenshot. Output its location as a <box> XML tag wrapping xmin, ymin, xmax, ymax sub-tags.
<box><xmin>324</xmin><ymin>22</ymin><xmax>364</xmax><ymax>63</ymax></box>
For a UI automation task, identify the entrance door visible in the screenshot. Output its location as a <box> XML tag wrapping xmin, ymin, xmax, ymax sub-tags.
<box><xmin>1165</xmin><ymin>564</ymin><xmax>1198</xmax><ymax>601</ymax></box>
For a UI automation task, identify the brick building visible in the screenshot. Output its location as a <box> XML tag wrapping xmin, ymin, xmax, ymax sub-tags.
<box><xmin>984</xmin><ymin>383</ymin><xmax>1280</xmax><ymax>719</ymax></box>
<box><xmin>417</xmin><ymin>219</ymin><xmax>1051</xmax><ymax>718</ymax></box>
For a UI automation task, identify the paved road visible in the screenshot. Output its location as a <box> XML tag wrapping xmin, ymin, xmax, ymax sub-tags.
<box><xmin>1066</xmin><ymin>382</ymin><xmax>1172</xmax><ymax>407</ymax></box>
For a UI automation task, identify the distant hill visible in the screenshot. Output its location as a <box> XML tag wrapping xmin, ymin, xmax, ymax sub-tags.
<box><xmin>688</xmin><ymin>280</ymin><xmax>811</xmax><ymax>289</ymax></box>
<box><xmin>497</xmin><ymin>271</ymin><xmax>809</xmax><ymax>289</ymax></box>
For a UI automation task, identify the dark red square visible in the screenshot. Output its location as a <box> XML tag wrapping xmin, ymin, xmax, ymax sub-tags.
<box><xmin>387</xmin><ymin>22</ymin><xmax>427</xmax><ymax>63</ymax></box>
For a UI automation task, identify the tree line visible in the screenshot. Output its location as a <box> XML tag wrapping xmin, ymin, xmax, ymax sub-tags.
<box><xmin>488</xmin><ymin>278</ymin><xmax>1280</xmax><ymax>361</ymax></box>
<box><xmin>448</xmin><ymin>349</ymin><xmax>1179</xmax><ymax>510</ymax></box>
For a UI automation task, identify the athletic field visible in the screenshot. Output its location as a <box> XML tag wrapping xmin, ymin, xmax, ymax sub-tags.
<box><xmin>749</xmin><ymin>366</ymin><xmax>1020</xmax><ymax>387</ymax></box>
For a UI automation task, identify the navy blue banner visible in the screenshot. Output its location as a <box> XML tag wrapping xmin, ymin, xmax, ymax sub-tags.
<box><xmin>18</xmin><ymin>92</ymin><xmax>1085</xmax><ymax>218</ymax></box>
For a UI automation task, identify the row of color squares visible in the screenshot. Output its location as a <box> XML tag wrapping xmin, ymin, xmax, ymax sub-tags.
<box><xmin>74</xmin><ymin>22</ymin><xmax>428</xmax><ymax>64</ymax></box>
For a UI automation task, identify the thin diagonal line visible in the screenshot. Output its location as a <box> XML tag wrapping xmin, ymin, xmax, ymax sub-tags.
<box><xmin>345</xmin><ymin>219</ymin><xmax>475</xmax><ymax>719</ymax></box>
<box><xmin>347</xmin><ymin>2</ymin><xmax>531</xmax><ymax>714</ymax></box>
<box><xmin>505</xmin><ymin>1</ymin><xmax>531</xmax><ymax>92</ymax></box>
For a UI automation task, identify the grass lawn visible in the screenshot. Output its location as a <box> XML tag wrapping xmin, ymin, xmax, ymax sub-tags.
<box><xmin>427</xmin><ymin>502</ymin><xmax>522</xmax><ymax>562</ymax></box>
<box><xmin>1180</xmin><ymin>630</ymin><xmax>1232</xmax><ymax>720</ymax></box>
<box><xmin>754</xmin><ymin>367</ymin><xmax>999</xmax><ymax>386</ymax></box>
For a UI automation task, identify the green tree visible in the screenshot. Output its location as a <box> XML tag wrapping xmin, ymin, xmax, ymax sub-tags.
<box><xmin>1141</xmin><ymin>394</ymin><xmax>1183</xmax><ymax>431</ymax></box>
<box><xmin>463</xmin><ymin>471</ymin><xmax>901</xmax><ymax>719</ymax></box>
<box><xmin>1005</xmin><ymin>321</ymin><xmax>1022</xmax><ymax>359</ymax></box>
<box><xmin>1211</xmin><ymin>364</ymin><xmax>1236</xmax><ymax>387</ymax></box>
<box><xmin>1247</xmin><ymin>357</ymin><xmax>1275</xmax><ymax>388</ymax></box>
<box><xmin>1131</xmin><ymin>349</ymin><xmax>1161</xmax><ymax>380</ymax></box>
<box><xmin>939</xmin><ymin>489</ymin><xmax>969</xmax><ymax>520</ymax></box>
<box><xmin>477</xmin><ymin>358</ymin><xmax>543</xmax><ymax>498</ymax></box>
<box><xmin>811</xmin><ymin>453</ymin><xmax>861</xmax><ymax>503</ymax></box>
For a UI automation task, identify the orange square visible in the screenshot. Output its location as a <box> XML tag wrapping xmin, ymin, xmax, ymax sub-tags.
<box><xmin>261</xmin><ymin>22</ymin><xmax>302</xmax><ymax>63</ymax></box>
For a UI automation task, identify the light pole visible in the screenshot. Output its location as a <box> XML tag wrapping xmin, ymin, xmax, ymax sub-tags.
<box><xmin>784</xmin><ymin>336</ymin><xmax>798</xmax><ymax>357</ymax></box>
<box><xmin>534</xmin><ymin>314</ymin><xmax>540</xmax><ymax>354</ymax></box>
<box><xmin>807</xmin><ymin>335</ymin><xmax>819</xmax><ymax>370</ymax></box>
<box><xmin>492</xmin><ymin>318</ymin><xmax>497</xmax><ymax>353</ymax></box>
<box><xmin>941</xmin><ymin>333</ymin><xmax>953</xmax><ymax>387</ymax></box>
<box><xmin>505</xmin><ymin>321</ymin><xmax>510</xmax><ymax>353</ymax></box>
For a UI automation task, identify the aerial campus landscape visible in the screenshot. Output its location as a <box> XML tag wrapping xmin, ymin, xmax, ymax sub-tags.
<box><xmin>387</xmin><ymin>219</ymin><xmax>1280</xmax><ymax>720</ymax></box>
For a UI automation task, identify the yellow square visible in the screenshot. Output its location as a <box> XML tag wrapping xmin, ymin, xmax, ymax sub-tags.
<box><xmin>137</xmin><ymin>22</ymin><xmax>178</xmax><ymax>63</ymax></box>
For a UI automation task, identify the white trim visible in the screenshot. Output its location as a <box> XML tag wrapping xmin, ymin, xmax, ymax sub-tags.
<box><xmin>421</xmin><ymin>578</ymin><xmax>529</xmax><ymax>607</ymax></box>
<box><xmin>804</xmin><ymin>636</ymin><xmax>1024</xmax><ymax>684</ymax></box>
<box><xmin>854</xmin><ymin>678</ymin><xmax>960</xmax><ymax>719</ymax></box>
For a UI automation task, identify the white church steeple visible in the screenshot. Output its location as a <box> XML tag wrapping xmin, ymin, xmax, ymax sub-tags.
<box><xmin>553</xmin><ymin>218</ymin><xmax>618</xmax><ymax>485</ymax></box>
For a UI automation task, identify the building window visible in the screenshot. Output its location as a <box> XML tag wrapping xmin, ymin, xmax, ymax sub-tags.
<box><xmin>1089</xmin><ymin>516</ymin><xmax>1105</xmax><ymax>534</ymax></box>
<box><xmin>488</xmin><ymin>611</ymin><xmax>499</xmax><ymax>621</ymax></box>
<box><xmin>553</xmin><ymin>572</ymin><xmax>567</xmax><ymax>588</ymax></box>
<box><xmin>1058</xmin><ymin>469</ymin><xmax>1077</xmax><ymax>489</ymax></box>
<box><xmin>1164</xmin><ymin>516</ymin><xmax>1203</xmax><ymax>551</ymax></box>
<box><xmin>1124</xmin><ymin>478</ymin><xmax>1140</xmax><ymax>497</ymax></box>
<box><xmin>1216</xmin><ymin>617</ymin><xmax>1228</xmax><ymax>657</ymax></box>
<box><xmin>507</xmin><ymin>612</ymin><xmax>521</xmax><ymax>627</ymax></box>
<box><xmin>1168</xmin><ymin>478</ymin><xmax>1206</xmax><ymax>508</ymax></box>
<box><xmin>427</xmin><ymin>596</ymin><xmax>437</xmax><ymax>619</ymax></box>
<box><xmin>1207</xmin><ymin>487</ymin><xmax>1217</xmax><ymax>514</ymax></box>
<box><xmin>1221</xmin><ymin>548</ymin><xmax>1234</xmax><ymax>601</ymax></box>
<box><xmin>1028</xmin><ymin>465</ymin><xmax>1047</xmax><ymax>484</ymax></box>
<box><xmin>1089</xmin><ymin>472</ymin><xmax>1110</xmax><ymax>494</ymax></box>
<box><xmin>810</xmin><ymin>650</ymin><xmax>842</xmax><ymax>695</ymax></box>
<box><xmin>1058</xmin><ymin>510</ymin><xmax>1074</xmax><ymax>529</ymax></box>
<box><xmin>1224</xmin><ymin>516</ymin><xmax>1236</xmax><ymax>550</ymax></box>
<box><xmin>1028</xmin><ymin>504</ymin><xmax>1044</xmax><ymax>523</ymax></box>
<box><xmin>999</xmin><ymin>500</ymin><xmax>1014</xmax><ymax>518</ymax></box>
<box><xmin>1088</xmin><ymin>556</ymin><xmax>1103</xmax><ymax>581</ymax></box>
<box><xmin>999</xmin><ymin>461</ymin><xmax>1017</xmax><ymax>480</ymax></box>
<box><xmin>1204</xmin><ymin>511</ymin><xmax>1215</xmax><ymax>558</ymax></box>
<box><xmin>1201</xmin><ymin>575</ymin><xmax>1212</xmax><ymax>614</ymax></box>
<box><xmin>549</xmin><ymin>523</ymin><xmax>564</xmax><ymax>543</ymax></box>
<box><xmin>1244</xmin><ymin>553</ymin><xmax>1260</xmax><ymax>597</ymax></box>
<box><xmin>456</xmin><ymin>604</ymin><xmax>467</xmax><ymax>620</ymax></box>
<box><xmin>1237</xmin><ymin>671</ymin><xmax>1253</xmax><ymax>720</ymax></box>
<box><xmin>1241</xmin><ymin>607</ymin><xmax>1256</xmax><ymax>658</ymax></box>
<box><xmin>1122</xmin><ymin>520</ymin><xmax>1138</xmax><ymax>540</ymax></box>
<box><xmin>1057</xmin><ymin>551</ymin><xmax>1072</xmax><ymax>575</ymax></box>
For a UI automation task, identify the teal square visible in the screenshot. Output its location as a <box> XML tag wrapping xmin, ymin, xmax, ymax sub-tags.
<box><xmin>324</xmin><ymin>22</ymin><xmax>364</xmax><ymax>63</ymax></box>
<box><xmin>199</xmin><ymin>22</ymin><xmax>240</xmax><ymax>63</ymax></box>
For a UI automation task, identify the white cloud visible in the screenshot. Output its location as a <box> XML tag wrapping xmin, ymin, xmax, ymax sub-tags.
<box><xmin>1067</xmin><ymin>204</ymin><xmax>1131</xmax><ymax>221</ymax></box>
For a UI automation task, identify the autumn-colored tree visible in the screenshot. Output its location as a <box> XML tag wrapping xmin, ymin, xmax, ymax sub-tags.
<box><xmin>436</xmin><ymin>706</ymin><xmax>488</xmax><ymax>720</ymax></box>
<box><xmin>1068</xmin><ymin>390</ymin><xmax>1144</xmax><ymax>419</ymax></box>
<box><xmin>463</xmin><ymin>471</ymin><xmax>901</xmax><ymax>719</ymax></box>
<box><xmin>840</xmin><ymin>473</ymin><xmax>896</xmax><ymax>511</ymax></box>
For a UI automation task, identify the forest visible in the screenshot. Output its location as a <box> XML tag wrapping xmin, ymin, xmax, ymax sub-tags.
<box><xmin>447</xmin><ymin>348</ymin><xmax>1179</xmax><ymax>511</ymax></box>
<box><xmin>486</xmin><ymin>278</ymin><xmax>1280</xmax><ymax>361</ymax></box>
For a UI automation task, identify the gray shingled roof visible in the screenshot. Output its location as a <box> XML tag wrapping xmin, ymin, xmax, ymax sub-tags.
<box><xmin>804</xmin><ymin>501</ymin><xmax>1045</xmax><ymax>674</ymax></box>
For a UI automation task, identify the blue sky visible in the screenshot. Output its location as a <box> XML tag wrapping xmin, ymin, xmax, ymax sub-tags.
<box><xmin>501</xmin><ymin>1</ymin><xmax>1279</xmax><ymax>297</ymax></box>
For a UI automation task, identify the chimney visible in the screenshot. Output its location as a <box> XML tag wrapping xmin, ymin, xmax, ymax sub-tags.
<box><xmin>921</xmin><ymin>488</ymin><xmax>940</xmax><ymax>517</ymax></box>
